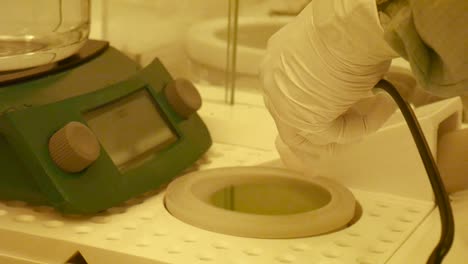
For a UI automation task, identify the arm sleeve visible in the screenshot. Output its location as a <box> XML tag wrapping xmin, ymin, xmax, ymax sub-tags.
<box><xmin>378</xmin><ymin>0</ymin><xmax>468</xmax><ymax>97</ymax></box>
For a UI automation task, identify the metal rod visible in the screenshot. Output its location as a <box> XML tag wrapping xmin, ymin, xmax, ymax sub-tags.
<box><xmin>224</xmin><ymin>0</ymin><xmax>239</xmax><ymax>105</ymax></box>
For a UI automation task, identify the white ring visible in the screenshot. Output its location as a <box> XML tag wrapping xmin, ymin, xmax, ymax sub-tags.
<box><xmin>165</xmin><ymin>167</ymin><xmax>356</xmax><ymax>238</ymax></box>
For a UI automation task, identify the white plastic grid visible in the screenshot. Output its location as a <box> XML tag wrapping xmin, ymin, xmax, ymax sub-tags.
<box><xmin>0</xmin><ymin>143</ymin><xmax>434</xmax><ymax>264</ymax></box>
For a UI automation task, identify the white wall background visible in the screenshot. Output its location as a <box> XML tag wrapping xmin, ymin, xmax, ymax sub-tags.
<box><xmin>92</xmin><ymin>0</ymin><xmax>229</xmax><ymax>43</ymax></box>
<box><xmin>90</xmin><ymin>0</ymin><xmax>228</xmax><ymax>75</ymax></box>
<box><xmin>89</xmin><ymin>0</ymin><xmax>283</xmax><ymax>76</ymax></box>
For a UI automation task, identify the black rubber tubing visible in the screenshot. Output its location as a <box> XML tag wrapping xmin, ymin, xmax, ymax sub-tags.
<box><xmin>375</xmin><ymin>79</ymin><xmax>455</xmax><ymax>264</ymax></box>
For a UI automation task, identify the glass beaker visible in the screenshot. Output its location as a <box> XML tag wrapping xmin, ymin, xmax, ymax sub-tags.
<box><xmin>0</xmin><ymin>0</ymin><xmax>90</xmax><ymax>71</ymax></box>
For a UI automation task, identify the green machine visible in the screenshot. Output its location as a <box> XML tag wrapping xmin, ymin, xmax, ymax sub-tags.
<box><xmin>0</xmin><ymin>40</ymin><xmax>212</xmax><ymax>214</ymax></box>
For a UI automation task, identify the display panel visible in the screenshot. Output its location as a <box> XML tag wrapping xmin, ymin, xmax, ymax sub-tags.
<box><xmin>84</xmin><ymin>89</ymin><xmax>177</xmax><ymax>170</ymax></box>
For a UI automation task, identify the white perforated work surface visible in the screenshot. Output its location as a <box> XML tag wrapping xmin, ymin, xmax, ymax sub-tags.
<box><xmin>0</xmin><ymin>143</ymin><xmax>434</xmax><ymax>264</ymax></box>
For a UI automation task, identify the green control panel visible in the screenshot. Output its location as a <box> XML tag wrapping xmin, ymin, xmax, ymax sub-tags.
<box><xmin>0</xmin><ymin>41</ymin><xmax>212</xmax><ymax>214</ymax></box>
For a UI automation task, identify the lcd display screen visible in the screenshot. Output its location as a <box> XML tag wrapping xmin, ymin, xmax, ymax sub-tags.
<box><xmin>84</xmin><ymin>89</ymin><xmax>177</xmax><ymax>170</ymax></box>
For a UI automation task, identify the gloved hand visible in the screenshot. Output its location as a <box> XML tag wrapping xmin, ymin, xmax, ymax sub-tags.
<box><xmin>260</xmin><ymin>0</ymin><xmax>399</xmax><ymax>173</ymax></box>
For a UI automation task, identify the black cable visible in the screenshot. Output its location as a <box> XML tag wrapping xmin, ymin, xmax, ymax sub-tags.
<box><xmin>375</xmin><ymin>79</ymin><xmax>455</xmax><ymax>264</ymax></box>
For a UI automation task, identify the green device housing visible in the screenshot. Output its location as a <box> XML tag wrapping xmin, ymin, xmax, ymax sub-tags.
<box><xmin>0</xmin><ymin>41</ymin><xmax>212</xmax><ymax>214</ymax></box>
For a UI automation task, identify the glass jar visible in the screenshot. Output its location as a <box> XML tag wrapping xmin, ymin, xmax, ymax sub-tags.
<box><xmin>0</xmin><ymin>0</ymin><xmax>90</xmax><ymax>71</ymax></box>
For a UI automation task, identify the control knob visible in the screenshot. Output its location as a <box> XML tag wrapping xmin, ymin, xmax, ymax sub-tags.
<box><xmin>49</xmin><ymin>121</ymin><xmax>101</xmax><ymax>173</ymax></box>
<box><xmin>165</xmin><ymin>78</ymin><xmax>202</xmax><ymax>118</ymax></box>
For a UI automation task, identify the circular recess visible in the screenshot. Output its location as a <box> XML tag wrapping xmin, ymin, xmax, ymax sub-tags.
<box><xmin>165</xmin><ymin>167</ymin><xmax>356</xmax><ymax>238</ymax></box>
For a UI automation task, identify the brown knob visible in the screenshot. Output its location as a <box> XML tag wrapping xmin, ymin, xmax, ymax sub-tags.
<box><xmin>49</xmin><ymin>122</ymin><xmax>101</xmax><ymax>173</ymax></box>
<box><xmin>165</xmin><ymin>78</ymin><xmax>202</xmax><ymax>118</ymax></box>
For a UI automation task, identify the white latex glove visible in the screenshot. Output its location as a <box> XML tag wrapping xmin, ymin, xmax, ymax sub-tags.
<box><xmin>260</xmin><ymin>0</ymin><xmax>399</xmax><ymax>172</ymax></box>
